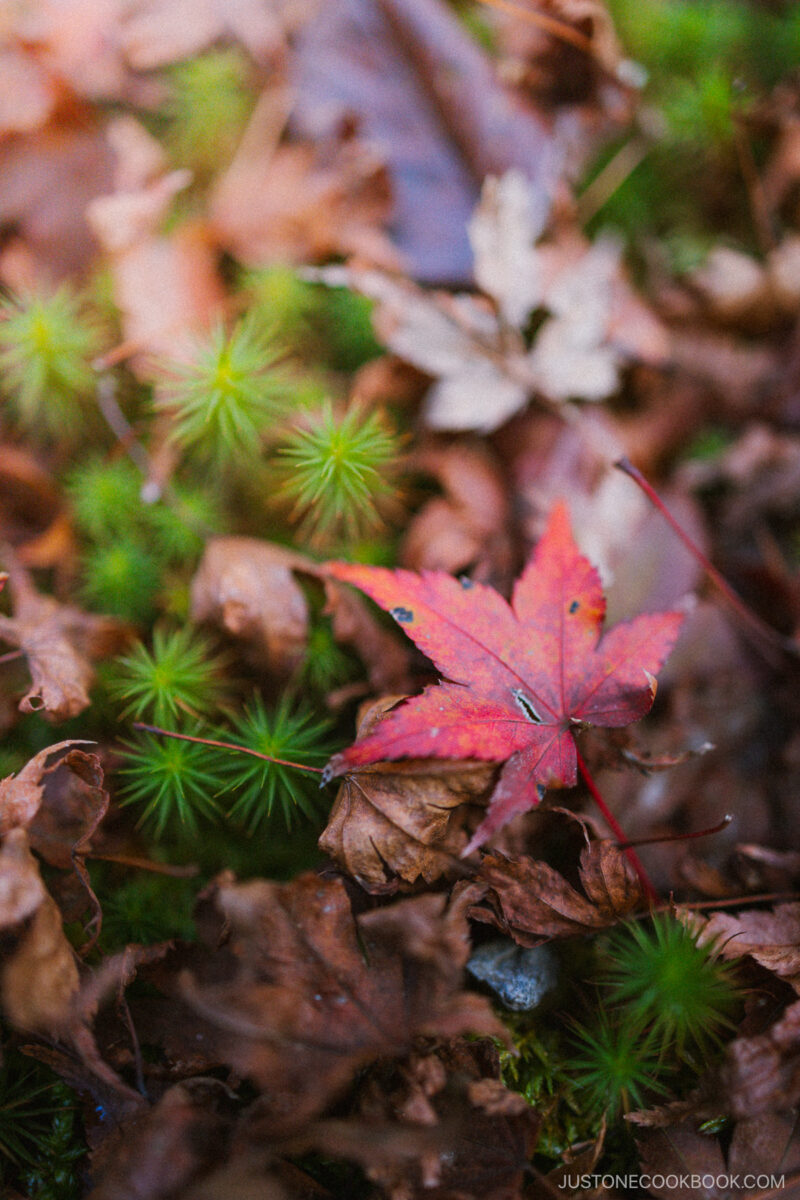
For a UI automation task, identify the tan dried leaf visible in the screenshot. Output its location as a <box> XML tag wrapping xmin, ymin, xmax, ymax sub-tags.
<box><xmin>323</xmin><ymin>581</ymin><xmax>413</xmax><ymax>694</ymax></box>
<box><xmin>320</xmin><ymin>697</ymin><xmax>496</xmax><ymax>891</ymax></box>
<box><xmin>190</xmin><ymin>537</ymin><xmax>309</xmax><ymax>675</ymax></box>
<box><xmin>0</xmin><ymin>830</ymin><xmax>79</xmax><ymax>1033</ymax></box>
<box><xmin>0</xmin><ymin>554</ymin><xmax>128</xmax><ymax>721</ymax></box>
<box><xmin>697</xmin><ymin>903</ymin><xmax>800</xmax><ymax>989</ymax></box>
<box><xmin>0</xmin><ymin>740</ymin><xmax>93</xmax><ymax>837</ymax></box>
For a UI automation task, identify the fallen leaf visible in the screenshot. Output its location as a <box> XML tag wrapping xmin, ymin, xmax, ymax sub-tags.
<box><xmin>697</xmin><ymin>903</ymin><xmax>800</xmax><ymax>990</ymax></box>
<box><xmin>637</xmin><ymin>1112</ymin><xmax>800</xmax><ymax>1198</ymax></box>
<box><xmin>0</xmin><ymin>552</ymin><xmax>128</xmax><ymax>720</ymax></box>
<box><xmin>0</xmin><ymin>829</ymin><xmax>80</xmax><ymax>1033</ymax></box>
<box><xmin>0</xmin><ymin>45</ymin><xmax>56</xmax><ymax>136</ymax></box>
<box><xmin>179</xmin><ymin>872</ymin><xmax>508</xmax><ymax>1136</ymax></box>
<box><xmin>87</xmin><ymin>1080</ymin><xmax>233</xmax><ymax>1200</ymax></box>
<box><xmin>190</xmin><ymin>538</ymin><xmax>310</xmax><ymax>676</ymax></box>
<box><xmin>319</xmin><ymin>696</ymin><xmax>496</xmax><ymax>891</ymax></box>
<box><xmin>118</xmin><ymin>0</ymin><xmax>301</xmax><ymax>69</ymax></box>
<box><xmin>471</xmin><ymin>834</ymin><xmax>643</xmax><ymax>945</ymax></box>
<box><xmin>719</xmin><ymin>999</ymin><xmax>800</xmax><ymax>1118</ymax></box>
<box><xmin>324</xmin><ymin>501</ymin><xmax>684</xmax><ymax>853</ymax></box>
<box><xmin>0</xmin><ymin>739</ymin><xmax>96</xmax><ymax>838</ymax></box>
<box><xmin>299</xmin><ymin>1040</ymin><xmax>539</xmax><ymax>1200</ymax></box>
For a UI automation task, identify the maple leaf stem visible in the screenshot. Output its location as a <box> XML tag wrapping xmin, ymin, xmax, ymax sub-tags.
<box><xmin>132</xmin><ymin>722</ymin><xmax>326</xmax><ymax>774</ymax></box>
<box><xmin>615</xmin><ymin>456</ymin><xmax>798</xmax><ymax>660</ymax></box>
<box><xmin>574</xmin><ymin>744</ymin><xmax>659</xmax><ymax>905</ymax></box>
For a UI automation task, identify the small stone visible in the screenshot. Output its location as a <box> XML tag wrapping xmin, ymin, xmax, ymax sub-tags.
<box><xmin>467</xmin><ymin>938</ymin><xmax>560</xmax><ymax>1012</ymax></box>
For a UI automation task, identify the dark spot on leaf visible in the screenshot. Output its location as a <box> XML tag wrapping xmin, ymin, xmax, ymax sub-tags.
<box><xmin>569</xmin><ymin>600</ymin><xmax>579</xmax><ymax>614</ymax></box>
<box><xmin>391</xmin><ymin>606</ymin><xmax>414</xmax><ymax>623</ymax></box>
<box><xmin>512</xmin><ymin>688</ymin><xmax>543</xmax><ymax>724</ymax></box>
<box><xmin>459</xmin><ymin>576</ymin><xmax>474</xmax><ymax>589</ymax></box>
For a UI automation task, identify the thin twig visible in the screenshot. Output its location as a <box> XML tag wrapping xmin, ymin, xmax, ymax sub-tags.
<box><xmin>132</xmin><ymin>722</ymin><xmax>326</xmax><ymax>774</ymax></box>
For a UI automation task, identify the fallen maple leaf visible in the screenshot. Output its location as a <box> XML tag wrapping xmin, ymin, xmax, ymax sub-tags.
<box><xmin>324</xmin><ymin>502</ymin><xmax>684</xmax><ymax>853</ymax></box>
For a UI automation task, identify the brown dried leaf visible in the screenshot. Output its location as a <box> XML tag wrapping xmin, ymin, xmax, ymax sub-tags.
<box><xmin>320</xmin><ymin>697</ymin><xmax>496</xmax><ymax>891</ymax></box>
<box><xmin>718</xmin><ymin>999</ymin><xmax>800</xmax><ymax>1118</ymax></box>
<box><xmin>472</xmin><ymin>836</ymin><xmax>643</xmax><ymax>945</ymax></box>
<box><xmin>118</xmin><ymin>0</ymin><xmax>305</xmax><ymax>69</ymax></box>
<box><xmin>0</xmin><ymin>829</ymin><xmax>79</xmax><ymax>1033</ymax></box>
<box><xmin>0</xmin><ymin>553</ymin><xmax>128</xmax><ymax>720</ymax></box>
<box><xmin>300</xmin><ymin>1041</ymin><xmax>538</xmax><ymax>1200</ymax></box>
<box><xmin>698</xmin><ymin>903</ymin><xmax>800</xmax><ymax>989</ymax></box>
<box><xmin>88</xmin><ymin>1080</ymin><xmax>233</xmax><ymax>1200</ymax></box>
<box><xmin>180</xmin><ymin>872</ymin><xmax>508</xmax><ymax>1136</ymax></box>
<box><xmin>190</xmin><ymin>537</ymin><xmax>310</xmax><ymax>675</ymax></box>
<box><xmin>0</xmin><ymin>740</ymin><xmax>94</xmax><ymax>837</ymax></box>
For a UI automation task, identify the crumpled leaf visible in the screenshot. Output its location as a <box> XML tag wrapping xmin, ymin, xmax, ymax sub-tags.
<box><xmin>190</xmin><ymin>537</ymin><xmax>310</xmax><ymax>676</ymax></box>
<box><xmin>470</xmin><ymin>832</ymin><xmax>643</xmax><ymax>945</ymax></box>
<box><xmin>0</xmin><ymin>552</ymin><xmax>128</xmax><ymax>720</ymax></box>
<box><xmin>179</xmin><ymin>872</ymin><xmax>508</xmax><ymax>1136</ymax></box>
<box><xmin>324</xmin><ymin>501</ymin><xmax>684</xmax><ymax>853</ymax></box>
<box><xmin>319</xmin><ymin>697</ymin><xmax>496</xmax><ymax>892</ymax></box>
<box><xmin>0</xmin><ymin>828</ymin><xmax>79</xmax><ymax>1033</ymax></box>
<box><xmin>0</xmin><ymin>739</ymin><xmax>90</xmax><ymax>836</ymax></box>
<box><xmin>697</xmin><ymin>903</ymin><xmax>800</xmax><ymax>990</ymax></box>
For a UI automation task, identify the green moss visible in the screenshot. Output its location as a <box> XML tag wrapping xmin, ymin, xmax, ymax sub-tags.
<box><xmin>166</xmin><ymin>49</ymin><xmax>254</xmax><ymax>176</ymax></box>
<box><xmin>0</xmin><ymin>288</ymin><xmax>100</xmax><ymax>440</ymax></box>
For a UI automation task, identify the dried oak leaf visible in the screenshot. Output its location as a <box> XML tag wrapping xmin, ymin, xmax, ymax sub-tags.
<box><xmin>180</xmin><ymin>871</ymin><xmax>508</xmax><ymax>1137</ymax></box>
<box><xmin>471</xmin><ymin>833</ymin><xmax>643</xmax><ymax>945</ymax></box>
<box><xmin>697</xmin><ymin>903</ymin><xmax>800</xmax><ymax>990</ymax></box>
<box><xmin>0</xmin><ymin>554</ymin><xmax>128</xmax><ymax>720</ymax></box>
<box><xmin>319</xmin><ymin>696</ymin><xmax>496</xmax><ymax>892</ymax></box>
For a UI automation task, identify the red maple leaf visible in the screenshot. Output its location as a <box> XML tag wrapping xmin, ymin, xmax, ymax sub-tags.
<box><xmin>323</xmin><ymin>503</ymin><xmax>684</xmax><ymax>854</ymax></box>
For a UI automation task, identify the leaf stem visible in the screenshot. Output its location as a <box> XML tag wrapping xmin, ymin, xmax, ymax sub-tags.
<box><xmin>574</xmin><ymin>743</ymin><xmax>659</xmax><ymax>905</ymax></box>
<box><xmin>132</xmin><ymin>722</ymin><xmax>326</xmax><ymax>775</ymax></box>
<box><xmin>615</xmin><ymin>457</ymin><xmax>798</xmax><ymax>660</ymax></box>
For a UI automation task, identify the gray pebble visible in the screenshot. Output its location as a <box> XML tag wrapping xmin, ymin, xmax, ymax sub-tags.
<box><xmin>467</xmin><ymin>938</ymin><xmax>560</xmax><ymax>1011</ymax></box>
